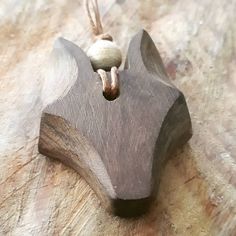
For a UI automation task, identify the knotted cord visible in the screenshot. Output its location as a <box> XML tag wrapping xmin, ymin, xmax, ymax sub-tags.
<box><xmin>85</xmin><ymin>0</ymin><xmax>120</xmax><ymax>100</ymax></box>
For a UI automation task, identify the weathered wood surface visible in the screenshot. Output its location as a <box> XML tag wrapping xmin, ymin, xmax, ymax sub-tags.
<box><xmin>0</xmin><ymin>0</ymin><xmax>236</xmax><ymax>235</ymax></box>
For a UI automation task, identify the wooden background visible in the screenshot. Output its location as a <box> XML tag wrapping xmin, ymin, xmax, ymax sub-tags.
<box><xmin>0</xmin><ymin>0</ymin><xmax>236</xmax><ymax>235</ymax></box>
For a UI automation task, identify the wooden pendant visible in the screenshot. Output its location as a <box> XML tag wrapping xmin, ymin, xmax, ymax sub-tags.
<box><xmin>38</xmin><ymin>30</ymin><xmax>192</xmax><ymax>217</ymax></box>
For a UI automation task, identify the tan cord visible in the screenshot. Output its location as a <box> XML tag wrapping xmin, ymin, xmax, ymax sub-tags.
<box><xmin>97</xmin><ymin>67</ymin><xmax>120</xmax><ymax>100</ymax></box>
<box><xmin>110</xmin><ymin>67</ymin><xmax>120</xmax><ymax>98</ymax></box>
<box><xmin>86</xmin><ymin>0</ymin><xmax>113</xmax><ymax>41</ymax></box>
<box><xmin>85</xmin><ymin>0</ymin><xmax>103</xmax><ymax>36</ymax></box>
<box><xmin>97</xmin><ymin>69</ymin><xmax>110</xmax><ymax>95</ymax></box>
<box><xmin>86</xmin><ymin>0</ymin><xmax>120</xmax><ymax>100</ymax></box>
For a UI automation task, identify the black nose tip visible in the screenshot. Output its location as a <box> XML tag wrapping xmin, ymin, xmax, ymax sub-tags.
<box><xmin>111</xmin><ymin>196</ymin><xmax>153</xmax><ymax>218</ymax></box>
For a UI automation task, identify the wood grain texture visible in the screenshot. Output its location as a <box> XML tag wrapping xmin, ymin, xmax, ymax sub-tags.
<box><xmin>38</xmin><ymin>30</ymin><xmax>192</xmax><ymax>217</ymax></box>
<box><xmin>0</xmin><ymin>0</ymin><xmax>236</xmax><ymax>235</ymax></box>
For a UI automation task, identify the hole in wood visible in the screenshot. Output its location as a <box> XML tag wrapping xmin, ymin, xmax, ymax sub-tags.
<box><xmin>102</xmin><ymin>89</ymin><xmax>120</xmax><ymax>101</ymax></box>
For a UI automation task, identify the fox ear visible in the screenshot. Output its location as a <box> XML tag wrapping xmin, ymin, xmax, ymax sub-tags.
<box><xmin>41</xmin><ymin>37</ymin><xmax>98</xmax><ymax>107</ymax></box>
<box><xmin>41</xmin><ymin>38</ymin><xmax>79</xmax><ymax>107</ymax></box>
<box><xmin>125</xmin><ymin>30</ymin><xmax>171</xmax><ymax>84</ymax></box>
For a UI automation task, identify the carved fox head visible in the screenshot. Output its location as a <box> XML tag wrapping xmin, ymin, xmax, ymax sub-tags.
<box><xmin>39</xmin><ymin>30</ymin><xmax>192</xmax><ymax>217</ymax></box>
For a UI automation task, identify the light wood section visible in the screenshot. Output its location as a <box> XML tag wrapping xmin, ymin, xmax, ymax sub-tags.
<box><xmin>0</xmin><ymin>0</ymin><xmax>236</xmax><ymax>235</ymax></box>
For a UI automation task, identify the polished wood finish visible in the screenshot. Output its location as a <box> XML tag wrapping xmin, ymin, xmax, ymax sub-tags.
<box><xmin>38</xmin><ymin>30</ymin><xmax>192</xmax><ymax>217</ymax></box>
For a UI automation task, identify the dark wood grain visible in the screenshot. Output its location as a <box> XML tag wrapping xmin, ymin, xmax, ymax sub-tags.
<box><xmin>38</xmin><ymin>30</ymin><xmax>192</xmax><ymax>217</ymax></box>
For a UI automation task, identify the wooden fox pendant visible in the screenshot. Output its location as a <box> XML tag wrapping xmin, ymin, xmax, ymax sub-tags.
<box><xmin>38</xmin><ymin>30</ymin><xmax>192</xmax><ymax>217</ymax></box>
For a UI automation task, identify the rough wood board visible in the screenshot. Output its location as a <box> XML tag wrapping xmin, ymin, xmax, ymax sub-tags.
<box><xmin>0</xmin><ymin>0</ymin><xmax>236</xmax><ymax>235</ymax></box>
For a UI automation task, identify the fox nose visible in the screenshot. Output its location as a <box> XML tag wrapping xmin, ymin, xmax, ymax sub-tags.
<box><xmin>112</xmin><ymin>196</ymin><xmax>153</xmax><ymax>217</ymax></box>
<box><xmin>101</xmin><ymin>149</ymin><xmax>156</xmax><ymax>217</ymax></box>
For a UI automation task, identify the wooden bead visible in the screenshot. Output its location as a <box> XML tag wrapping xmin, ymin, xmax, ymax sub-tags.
<box><xmin>87</xmin><ymin>39</ymin><xmax>122</xmax><ymax>71</ymax></box>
